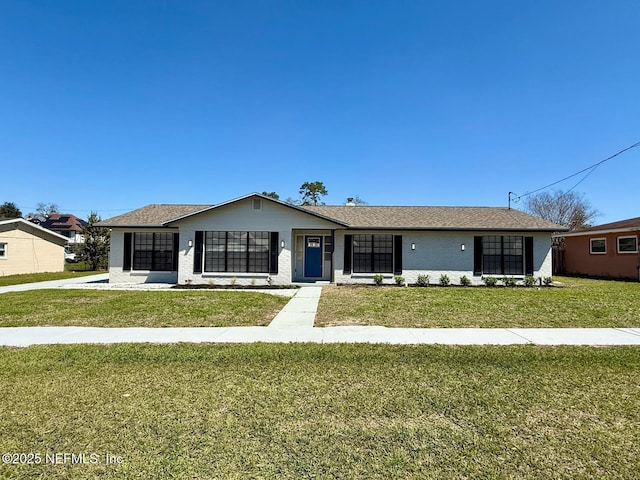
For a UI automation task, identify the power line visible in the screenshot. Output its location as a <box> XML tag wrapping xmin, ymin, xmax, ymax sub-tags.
<box><xmin>514</xmin><ymin>139</ymin><xmax>640</xmax><ymax>202</ymax></box>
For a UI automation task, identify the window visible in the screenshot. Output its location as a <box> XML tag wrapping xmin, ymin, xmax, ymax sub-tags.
<box><xmin>133</xmin><ymin>232</ymin><xmax>175</xmax><ymax>271</ymax></box>
<box><xmin>590</xmin><ymin>238</ymin><xmax>606</xmax><ymax>254</ymax></box>
<box><xmin>204</xmin><ymin>231</ymin><xmax>270</xmax><ymax>273</ymax></box>
<box><xmin>353</xmin><ymin>234</ymin><xmax>393</xmax><ymax>273</ymax></box>
<box><xmin>0</xmin><ymin>242</ymin><xmax>6</xmax><ymax>258</ymax></box>
<box><xmin>481</xmin><ymin>236</ymin><xmax>524</xmax><ymax>275</ymax></box>
<box><xmin>617</xmin><ymin>236</ymin><xmax>638</xmax><ymax>254</ymax></box>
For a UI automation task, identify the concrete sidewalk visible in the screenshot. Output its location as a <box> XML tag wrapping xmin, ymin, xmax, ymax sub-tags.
<box><xmin>1</xmin><ymin>326</ymin><xmax>639</xmax><ymax>347</ymax></box>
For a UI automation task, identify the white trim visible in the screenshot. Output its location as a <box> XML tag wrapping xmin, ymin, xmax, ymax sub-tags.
<box><xmin>589</xmin><ymin>237</ymin><xmax>607</xmax><ymax>255</ymax></box>
<box><xmin>617</xmin><ymin>235</ymin><xmax>638</xmax><ymax>254</ymax></box>
<box><xmin>0</xmin><ymin>242</ymin><xmax>6</xmax><ymax>259</ymax></box>
<box><xmin>0</xmin><ymin>218</ymin><xmax>69</xmax><ymax>243</ymax></box>
<box><xmin>560</xmin><ymin>226</ymin><xmax>640</xmax><ymax>237</ymax></box>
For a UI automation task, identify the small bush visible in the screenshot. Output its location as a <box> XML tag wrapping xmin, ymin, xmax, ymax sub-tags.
<box><xmin>543</xmin><ymin>276</ymin><xmax>553</xmax><ymax>286</ymax></box>
<box><xmin>373</xmin><ymin>274</ymin><xmax>384</xmax><ymax>286</ymax></box>
<box><xmin>416</xmin><ymin>274</ymin><xmax>430</xmax><ymax>287</ymax></box>
<box><xmin>460</xmin><ymin>275</ymin><xmax>472</xmax><ymax>286</ymax></box>
<box><xmin>523</xmin><ymin>276</ymin><xmax>536</xmax><ymax>287</ymax></box>
<box><xmin>230</xmin><ymin>276</ymin><xmax>237</xmax><ymax>286</ymax></box>
<box><xmin>394</xmin><ymin>276</ymin><xmax>405</xmax><ymax>286</ymax></box>
<box><xmin>483</xmin><ymin>276</ymin><xmax>498</xmax><ymax>287</ymax></box>
<box><xmin>439</xmin><ymin>274</ymin><xmax>450</xmax><ymax>286</ymax></box>
<box><xmin>502</xmin><ymin>276</ymin><xmax>517</xmax><ymax>287</ymax></box>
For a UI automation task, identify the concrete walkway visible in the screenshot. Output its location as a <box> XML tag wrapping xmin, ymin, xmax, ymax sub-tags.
<box><xmin>0</xmin><ymin>273</ymin><xmax>109</xmax><ymax>294</ymax></box>
<box><xmin>1</xmin><ymin>326</ymin><xmax>639</xmax><ymax>347</ymax></box>
<box><xmin>268</xmin><ymin>286</ymin><xmax>323</xmax><ymax>328</ymax></box>
<box><xmin>1</xmin><ymin>280</ymin><xmax>640</xmax><ymax>346</ymax></box>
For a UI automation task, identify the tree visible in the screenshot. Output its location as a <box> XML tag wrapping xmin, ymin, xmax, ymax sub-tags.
<box><xmin>299</xmin><ymin>181</ymin><xmax>328</xmax><ymax>206</ymax></box>
<box><xmin>524</xmin><ymin>190</ymin><xmax>599</xmax><ymax>230</ymax></box>
<box><xmin>261</xmin><ymin>191</ymin><xmax>280</xmax><ymax>200</ymax></box>
<box><xmin>36</xmin><ymin>202</ymin><xmax>59</xmax><ymax>216</ymax></box>
<box><xmin>0</xmin><ymin>202</ymin><xmax>22</xmax><ymax>219</ymax></box>
<box><xmin>77</xmin><ymin>212</ymin><xmax>110</xmax><ymax>271</ymax></box>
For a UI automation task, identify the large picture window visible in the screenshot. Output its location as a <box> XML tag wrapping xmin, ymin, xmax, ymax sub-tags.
<box><xmin>133</xmin><ymin>232</ymin><xmax>176</xmax><ymax>271</ymax></box>
<box><xmin>204</xmin><ymin>231</ymin><xmax>270</xmax><ymax>273</ymax></box>
<box><xmin>481</xmin><ymin>236</ymin><xmax>524</xmax><ymax>275</ymax></box>
<box><xmin>353</xmin><ymin>234</ymin><xmax>393</xmax><ymax>273</ymax></box>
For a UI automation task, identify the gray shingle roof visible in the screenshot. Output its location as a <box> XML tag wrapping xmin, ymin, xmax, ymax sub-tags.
<box><xmin>301</xmin><ymin>205</ymin><xmax>564</xmax><ymax>231</ymax></box>
<box><xmin>98</xmin><ymin>204</ymin><xmax>212</xmax><ymax>227</ymax></box>
<box><xmin>99</xmin><ymin>196</ymin><xmax>564</xmax><ymax>231</ymax></box>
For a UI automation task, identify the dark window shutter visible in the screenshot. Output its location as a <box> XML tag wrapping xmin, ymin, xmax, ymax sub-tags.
<box><xmin>473</xmin><ymin>236</ymin><xmax>483</xmax><ymax>276</ymax></box>
<box><xmin>270</xmin><ymin>232</ymin><xmax>279</xmax><ymax>274</ymax></box>
<box><xmin>343</xmin><ymin>235</ymin><xmax>352</xmax><ymax>274</ymax></box>
<box><xmin>393</xmin><ymin>235</ymin><xmax>403</xmax><ymax>275</ymax></box>
<box><xmin>123</xmin><ymin>232</ymin><xmax>132</xmax><ymax>271</ymax></box>
<box><xmin>525</xmin><ymin>236</ymin><xmax>534</xmax><ymax>276</ymax></box>
<box><xmin>193</xmin><ymin>231</ymin><xmax>203</xmax><ymax>274</ymax></box>
<box><xmin>172</xmin><ymin>233</ymin><xmax>179</xmax><ymax>271</ymax></box>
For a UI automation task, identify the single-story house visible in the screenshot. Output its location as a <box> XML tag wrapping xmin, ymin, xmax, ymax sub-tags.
<box><xmin>556</xmin><ymin>217</ymin><xmax>640</xmax><ymax>281</ymax></box>
<box><xmin>98</xmin><ymin>193</ymin><xmax>565</xmax><ymax>286</ymax></box>
<box><xmin>0</xmin><ymin>218</ymin><xmax>69</xmax><ymax>276</ymax></box>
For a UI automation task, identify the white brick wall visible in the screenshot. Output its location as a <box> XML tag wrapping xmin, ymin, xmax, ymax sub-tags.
<box><xmin>333</xmin><ymin>230</ymin><xmax>553</xmax><ymax>286</ymax></box>
<box><xmin>108</xmin><ymin>229</ymin><xmax>179</xmax><ymax>284</ymax></box>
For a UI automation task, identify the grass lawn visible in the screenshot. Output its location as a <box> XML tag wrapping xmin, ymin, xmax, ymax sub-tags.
<box><xmin>316</xmin><ymin>276</ymin><xmax>640</xmax><ymax>328</ymax></box>
<box><xmin>0</xmin><ymin>344</ymin><xmax>638</xmax><ymax>479</ymax></box>
<box><xmin>0</xmin><ymin>290</ymin><xmax>289</xmax><ymax>327</ymax></box>
<box><xmin>0</xmin><ymin>263</ymin><xmax>104</xmax><ymax>287</ymax></box>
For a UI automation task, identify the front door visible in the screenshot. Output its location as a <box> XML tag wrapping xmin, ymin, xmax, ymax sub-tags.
<box><xmin>304</xmin><ymin>236</ymin><xmax>322</xmax><ymax>277</ymax></box>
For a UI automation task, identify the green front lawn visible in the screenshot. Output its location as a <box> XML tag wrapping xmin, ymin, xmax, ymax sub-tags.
<box><xmin>0</xmin><ymin>344</ymin><xmax>638</xmax><ymax>479</ymax></box>
<box><xmin>316</xmin><ymin>276</ymin><xmax>640</xmax><ymax>328</ymax></box>
<box><xmin>0</xmin><ymin>289</ymin><xmax>289</xmax><ymax>327</ymax></box>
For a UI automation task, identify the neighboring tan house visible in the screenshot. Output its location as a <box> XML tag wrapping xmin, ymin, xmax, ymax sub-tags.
<box><xmin>0</xmin><ymin>218</ymin><xmax>68</xmax><ymax>276</ymax></box>
<box><xmin>37</xmin><ymin>214</ymin><xmax>87</xmax><ymax>251</ymax></box>
<box><xmin>557</xmin><ymin>217</ymin><xmax>640</xmax><ymax>281</ymax></box>
<box><xmin>99</xmin><ymin>193</ymin><xmax>564</xmax><ymax>286</ymax></box>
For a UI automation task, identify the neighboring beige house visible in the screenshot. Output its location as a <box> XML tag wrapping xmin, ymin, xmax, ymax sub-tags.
<box><xmin>0</xmin><ymin>218</ymin><xmax>68</xmax><ymax>276</ymax></box>
<box><xmin>99</xmin><ymin>193</ymin><xmax>565</xmax><ymax>286</ymax></box>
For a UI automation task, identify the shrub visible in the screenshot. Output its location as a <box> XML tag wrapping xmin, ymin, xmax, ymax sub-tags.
<box><xmin>502</xmin><ymin>276</ymin><xmax>517</xmax><ymax>287</ymax></box>
<box><xmin>439</xmin><ymin>274</ymin><xmax>450</xmax><ymax>286</ymax></box>
<box><xmin>523</xmin><ymin>276</ymin><xmax>536</xmax><ymax>287</ymax></box>
<box><xmin>416</xmin><ymin>274</ymin><xmax>429</xmax><ymax>287</ymax></box>
<box><xmin>373</xmin><ymin>274</ymin><xmax>384</xmax><ymax>286</ymax></box>
<box><xmin>543</xmin><ymin>276</ymin><xmax>553</xmax><ymax>286</ymax></box>
<box><xmin>483</xmin><ymin>276</ymin><xmax>498</xmax><ymax>287</ymax></box>
<box><xmin>394</xmin><ymin>276</ymin><xmax>405</xmax><ymax>286</ymax></box>
<box><xmin>460</xmin><ymin>275</ymin><xmax>472</xmax><ymax>286</ymax></box>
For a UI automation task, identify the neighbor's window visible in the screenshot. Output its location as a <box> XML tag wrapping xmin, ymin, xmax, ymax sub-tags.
<box><xmin>133</xmin><ymin>232</ymin><xmax>175</xmax><ymax>271</ymax></box>
<box><xmin>204</xmin><ymin>231</ymin><xmax>270</xmax><ymax>273</ymax></box>
<box><xmin>0</xmin><ymin>242</ymin><xmax>6</xmax><ymax>258</ymax></box>
<box><xmin>617</xmin><ymin>236</ymin><xmax>638</xmax><ymax>254</ymax></box>
<box><xmin>482</xmin><ymin>236</ymin><xmax>524</xmax><ymax>275</ymax></box>
<box><xmin>590</xmin><ymin>238</ymin><xmax>606</xmax><ymax>254</ymax></box>
<box><xmin>353</xmin><ymin>234</ymin><xmax>393</xmax><ymax>273</ymax></box>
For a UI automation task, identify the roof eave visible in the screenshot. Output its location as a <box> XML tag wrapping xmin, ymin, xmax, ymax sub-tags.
<box><xmin>164</xmin><ymin>193</ymin><xmax>349</xmax><ymax>227</ymax></box>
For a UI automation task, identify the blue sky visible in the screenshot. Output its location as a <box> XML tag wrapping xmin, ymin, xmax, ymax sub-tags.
<box><xmin>1</xmin><ymin>0</ymin><xmax>638</xmax><ymax>224</ymax></box>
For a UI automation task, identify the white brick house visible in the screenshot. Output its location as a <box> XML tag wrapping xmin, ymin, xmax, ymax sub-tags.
<box><xmin>99</xmin><ymin>193</ymin><xmax>564</xmax><ymax>286</ymax></box>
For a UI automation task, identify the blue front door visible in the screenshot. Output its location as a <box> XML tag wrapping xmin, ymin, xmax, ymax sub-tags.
<box><xmin>304</xmin><ymin>236</ymin><xmax>323</xmax><ymax>278</ymax></box>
